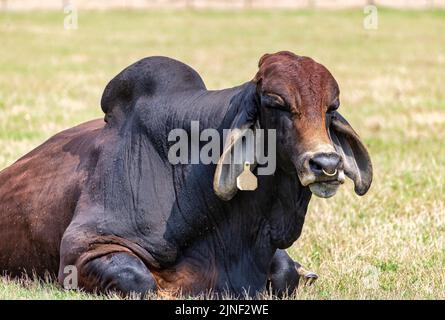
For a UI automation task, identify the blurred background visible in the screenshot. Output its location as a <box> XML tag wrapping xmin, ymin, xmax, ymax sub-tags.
<box><xmin>2</xmin><ymin>0</ymin><xmax>445</xmax><ymax>9</ymax></box>
<box><xmin>0</xmin><ymin>1</ymin><xmax>444</xmax><ymax>299</ymax></box>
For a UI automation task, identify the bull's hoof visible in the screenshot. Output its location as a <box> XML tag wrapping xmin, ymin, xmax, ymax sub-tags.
<box><xmin>296</xmin><ymin>266</ymin><xmax>318</xmax><ymax>286</ymax></box>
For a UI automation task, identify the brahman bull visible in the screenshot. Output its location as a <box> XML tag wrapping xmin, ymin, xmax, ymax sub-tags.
<box><xmin>0</xmin><ymin>51</ymin><xmax>372</xmax><ymax>297</ymax></box>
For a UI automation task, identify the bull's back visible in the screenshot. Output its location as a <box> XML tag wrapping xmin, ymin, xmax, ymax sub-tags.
<box><xmin>0</xmin><ymin>119</ymin><xmax>104</xmax><ymax>276</ymax></box>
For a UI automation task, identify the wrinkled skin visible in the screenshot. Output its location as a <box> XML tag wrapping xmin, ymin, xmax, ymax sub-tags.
<box><xmin>0</xmin><ymin>52</ymin><xmax>372</xmax><ymax>297</ymax></box>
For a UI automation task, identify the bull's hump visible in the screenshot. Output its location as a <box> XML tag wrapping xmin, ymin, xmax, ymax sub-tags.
<box><xmin>138</xmin><ymin>56</ymin><xmax>207</xmax><ymax>92</ymax></box>
<box><xmin>101</xmin><ymin>56</ymin><xmax>207</xmax><ymax>116</ymax></box>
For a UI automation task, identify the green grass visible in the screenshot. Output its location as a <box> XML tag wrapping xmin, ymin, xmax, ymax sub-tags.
<box><xmin>1</xmin><ymin>8</ymin><xmax>445</xmax><ymax>299</ymax></box>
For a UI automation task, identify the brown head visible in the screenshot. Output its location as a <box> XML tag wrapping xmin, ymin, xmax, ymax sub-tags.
<box><xmin>214</xmin><ymin>51</ymin><xmax>372</xmax><ymax>200</ymax></box>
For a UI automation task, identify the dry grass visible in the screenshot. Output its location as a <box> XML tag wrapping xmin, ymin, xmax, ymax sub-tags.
<box><xmin>0</xmin><ymin>8</ymin><xmax>444</xmax><ymax>299</ymax></box>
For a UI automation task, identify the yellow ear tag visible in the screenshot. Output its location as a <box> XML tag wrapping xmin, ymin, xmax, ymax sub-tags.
<box><xmin>236</xmin><ymin>162</ymin><xmax>258</xmax><ymax>191</ymax></box>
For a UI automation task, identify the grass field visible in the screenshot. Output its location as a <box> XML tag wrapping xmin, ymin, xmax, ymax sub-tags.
<box><xmin>0</xmin><ymin>8</ymin><xmax>444</xmax><ymax>299</ymax></box>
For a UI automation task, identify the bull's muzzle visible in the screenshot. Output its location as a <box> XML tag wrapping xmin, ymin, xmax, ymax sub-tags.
<box><xmin>297</xmin><ymin>150</ymin><xmax>345</xmax><ymax>198</ymax></box>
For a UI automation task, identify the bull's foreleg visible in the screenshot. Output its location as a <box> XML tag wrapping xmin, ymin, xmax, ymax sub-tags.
<box><xmin>267</xmin><ymin>249</ymin><xmax>318</xmax><ymax>297</ymax></box>
<box><xmin>62</xmin><ymin>251</ymin><xmax>157</xmax><ymax>297</ymax></box>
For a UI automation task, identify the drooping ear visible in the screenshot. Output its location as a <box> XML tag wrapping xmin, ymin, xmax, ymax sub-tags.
<box><xmin>213</xmin><ymin>83</ymin><xmax>259</xmax><ymax>201</ymax></box>
<box><xmin>328</xmin><ymin>111</ymin><xmax>373</xmax><ymax>196</ymax></box>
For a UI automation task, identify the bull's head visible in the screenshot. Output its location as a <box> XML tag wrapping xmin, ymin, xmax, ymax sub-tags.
<box><xmin>214</xmin><ymin>51</ymin><xmax>372</xmax><ymax>200</ymax></box>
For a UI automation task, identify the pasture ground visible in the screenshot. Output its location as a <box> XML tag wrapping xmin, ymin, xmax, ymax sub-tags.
<box><xmin>0</xmin><ymin>9</ymin><xmax>444</xmax><ymax>299</ymax></box>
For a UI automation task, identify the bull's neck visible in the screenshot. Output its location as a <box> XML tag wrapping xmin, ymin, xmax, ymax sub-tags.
<box><xmin>97</xmin><ymin>82</ymin><xmax>310</xmax><ymax>263</ymax></box>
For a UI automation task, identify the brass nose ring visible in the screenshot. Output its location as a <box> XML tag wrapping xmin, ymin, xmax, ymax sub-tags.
<box><xmin>322</xmin><ymin>168</ymin><xmax>337</xmax><ymax>177</ymax></box>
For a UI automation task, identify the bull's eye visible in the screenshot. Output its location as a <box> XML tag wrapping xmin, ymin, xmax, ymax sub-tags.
<box><xmin>262</xmin><ymin>93</ymin><xmax>289</xmax><ymax>111</ymax></box>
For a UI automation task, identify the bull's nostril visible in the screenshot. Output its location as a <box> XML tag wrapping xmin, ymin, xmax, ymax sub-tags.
<box><xmin>309</xmin><ymin>153</ymin><xmax>341</xmax><ymax>176</ymax></box>
<box><xmin>309</xmin><ymin>159</ymin><xmax>323</xmax><ymax>173</ymax></box>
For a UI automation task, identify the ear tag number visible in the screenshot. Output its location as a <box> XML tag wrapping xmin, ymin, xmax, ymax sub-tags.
<box><xmin>236</xmin><ymin>162</ymin><xmax>258</xmax><ymax>191</ymax></box>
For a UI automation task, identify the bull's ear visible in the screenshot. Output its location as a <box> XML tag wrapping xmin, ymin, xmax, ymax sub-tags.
<box><xmin>213</xmin><ymin>84</ymin><xmax>259</xmax><ymax>201</ymax></box>
<box><xmin>328</xmin><ymin>111</ymin><xmax>373</xmax><ymax>195</ymax></box>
